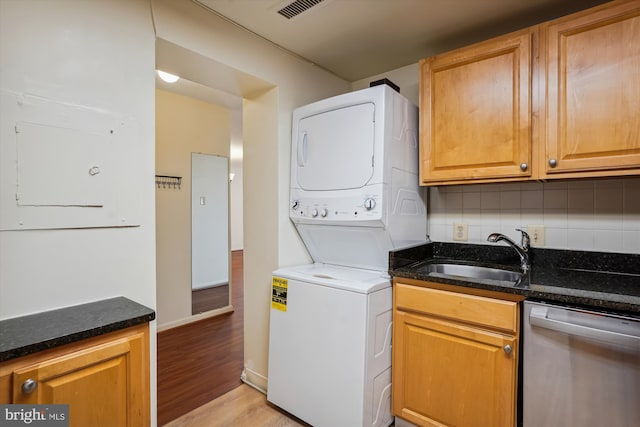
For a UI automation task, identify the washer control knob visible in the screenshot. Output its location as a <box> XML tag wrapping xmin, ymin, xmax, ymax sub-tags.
<box><xmin>320</xmin><ymin>208</ymin><xmax>328</xmax><ymax>217</ymax></box>
<box><xmin>291</xmin><ymin>200</ymin><xmax>299</xmax><ymax>210</ymax></box>
<box><xmin>311</xmin><ymin>209</ymin><xmax>318</xmax><ymax>218</ymax></box>
<box><xmin>364</xmin><ymin>198</ymin><xmax>376</xmax><ymax>210</ymax></box>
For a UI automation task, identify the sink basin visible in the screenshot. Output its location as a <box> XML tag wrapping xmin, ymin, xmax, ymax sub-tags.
<box><xmin>421</xmin><ymin>263</ymin><xmax>523</xmax><ymax>284</ymax></box>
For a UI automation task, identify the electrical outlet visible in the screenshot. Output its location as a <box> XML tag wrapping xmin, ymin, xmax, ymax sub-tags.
<box><xmin>453</xmin><ymin>223</ymin><xmax>468</xmax><ymax>241</ymax></box>
<box><xmin>528</xmin><ymin>225</ymin><xmax>545</xmax><ymax>247</ymax></box>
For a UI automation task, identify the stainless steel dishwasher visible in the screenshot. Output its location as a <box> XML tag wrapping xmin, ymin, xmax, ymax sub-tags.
<box><xmin>523</xmin><ymin>300</ymin><xmax>640</xmax><ymax>427</ymax></box>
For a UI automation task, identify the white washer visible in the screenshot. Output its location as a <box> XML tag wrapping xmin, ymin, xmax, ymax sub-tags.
<box><xmin>267</xmin><ymin>263</ymin><xmax>393</xmax><ymax>427</ymax></box>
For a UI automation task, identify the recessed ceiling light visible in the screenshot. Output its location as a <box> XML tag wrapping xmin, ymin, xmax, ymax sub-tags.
<box><xmin>157</xmin><ymin>70</ymin><xmax>180</xmax><ymax>83</ymax></box>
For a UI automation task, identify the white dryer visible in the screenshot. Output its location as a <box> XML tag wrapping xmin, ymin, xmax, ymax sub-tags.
<box><xmin>289</xmin><ymin>84</ymin><xmax>426</xmax><ymax>271</ymax></box>
<box><xmin>268</xmin><ymin>84</ymin><xmax>426</xmax><ymax>427</ymax></box>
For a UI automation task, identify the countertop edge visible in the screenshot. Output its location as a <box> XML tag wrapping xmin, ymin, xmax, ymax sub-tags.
<box><xmin>0</xmin><ymin>297</ymin><xmax>156</xmax><ymax>363</ymax></box>
<box><xmin>391</xmin><ymin>270</ymin><xmax>640</xmax><ymax>316</ymax></box>
<box><xmin>389</xmin><ymin>242</ymin><xmax>640</xmax><ymax>316</ymax></box>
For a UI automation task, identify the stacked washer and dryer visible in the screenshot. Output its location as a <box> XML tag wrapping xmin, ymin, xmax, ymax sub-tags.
<box><xmin>267</xmin><ymin>84</ymin><xmax>427</xmax><ymax>427</ymax></box>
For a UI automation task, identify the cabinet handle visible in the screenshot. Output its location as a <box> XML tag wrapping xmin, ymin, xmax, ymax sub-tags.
<box><xmin>549</xmin><ymin>158</ymin><xmax>557</xmax><ymax>168</ymax></box>
<box><xmin>520</xmin><ymin>163</ymin><xmax>528</xmax><ymax>172</ymax></box>
<box><xmin>21</xmin><ymin>379</ymin><xmax>38</xmax><ymax>394</ymax></box>
<box><xmin>503</xmin><ymin>344</ymin><xmax>512</xmax><ymax>355</ymax></box>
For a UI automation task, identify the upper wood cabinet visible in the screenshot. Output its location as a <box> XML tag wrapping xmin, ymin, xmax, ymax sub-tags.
<box><xmin>419</xmin><ymin>28</ymin><xmax>535</xmax><ymax>185</ymax></box>
<box><xmin>419</xmin><ymin>0</ymin><xmax>640</xmax><ymax>185</ymax></box>
<box><xmin>541</xmin><ymin>0</ymin><xmax>640</xmax><ymax>178</ymax></box>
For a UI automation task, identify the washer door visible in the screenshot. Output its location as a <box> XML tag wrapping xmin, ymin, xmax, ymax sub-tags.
<box><xmin>295</xmin><ymin>102</ymin><xmax>375</xmax><ymax>191</ymax></box>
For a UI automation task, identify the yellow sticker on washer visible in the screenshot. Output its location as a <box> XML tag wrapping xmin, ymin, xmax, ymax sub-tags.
<box><xmin>272</xmin><ymin>277</ymin><xmax>288</xmax><ymax>312</ymax></box>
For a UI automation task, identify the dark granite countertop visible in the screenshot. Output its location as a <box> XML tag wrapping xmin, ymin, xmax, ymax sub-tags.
<box><xmin>390</xmin><ymin>242</ymin><xmax>640</xmax><ymax>316</ymax></box>
<box><xmin>0</xmin><ymin>297</ymin><xmax>155</xmax><ymax>363</ymax></box>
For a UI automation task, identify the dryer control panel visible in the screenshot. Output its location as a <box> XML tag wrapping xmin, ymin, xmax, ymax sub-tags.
<box><xmin>290</xmin><ymin>190</ymin><xmax>383</xmax><ymax>226</ymax></box>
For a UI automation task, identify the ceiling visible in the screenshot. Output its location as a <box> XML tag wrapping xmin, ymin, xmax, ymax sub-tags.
<box><xmin>194</xmin><ymin>0</ymin><xmax>609</xmax><ymax>82</ymax></box>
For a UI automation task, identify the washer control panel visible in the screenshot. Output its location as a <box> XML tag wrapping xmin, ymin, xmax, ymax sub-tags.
<box><xmin>290</xmin><ymin>193</ymin><xmax>382</xmax><ymax>223</ymax></box>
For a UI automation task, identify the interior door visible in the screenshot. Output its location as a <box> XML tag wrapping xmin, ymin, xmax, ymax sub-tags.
<box><xmin>295</xmin><ymin>103</ymin><xmax>375</xmax><ymax>191</ymax></box>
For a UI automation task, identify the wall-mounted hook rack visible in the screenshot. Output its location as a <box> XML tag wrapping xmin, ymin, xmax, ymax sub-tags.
<box><xmin>155</xmin><ymin>175</ymin><xmax>182</xmax><ymax>189</ymax></box>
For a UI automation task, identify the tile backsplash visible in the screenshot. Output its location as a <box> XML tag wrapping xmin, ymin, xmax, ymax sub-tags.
<box><xmin>428</xmin><ymin>177</ymin><xmax>640</xmax><ymax>254</ymax></box>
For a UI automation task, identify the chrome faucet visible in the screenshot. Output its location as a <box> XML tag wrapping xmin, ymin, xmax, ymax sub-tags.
<box><xmin>487</xmin><ymin>229</ymin><xmax>531</xmax><ymax>273</ymax></box>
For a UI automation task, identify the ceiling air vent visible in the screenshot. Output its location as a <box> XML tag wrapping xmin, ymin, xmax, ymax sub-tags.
<box><xmin>277</xmin><ymin>0</ymin><xmax>325</xmax><ymax>19</ymax></box>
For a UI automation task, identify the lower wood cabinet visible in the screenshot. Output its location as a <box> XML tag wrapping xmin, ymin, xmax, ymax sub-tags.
<box><xmin>392</xmin><ymin>280</ymin><xmax>521</xmax><ymax>427</ymax></box>
<box><xmin>0</xmin><ymin>324</ymin><xmax>150</xmax><ymax>427</ymax></box>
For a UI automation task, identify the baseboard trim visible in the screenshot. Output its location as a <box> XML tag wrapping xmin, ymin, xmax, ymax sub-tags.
<box><xmin>156</xmin><ymin>305</ymin><xmax>234</xmax><ymax>332</ymax></box>
<box><xmin>241</xmin><ymin>368</ymin><xmax>268</xmax><ymax>395</ymax></box>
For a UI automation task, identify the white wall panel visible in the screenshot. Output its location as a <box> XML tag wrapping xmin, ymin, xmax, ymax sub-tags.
<box><xmin>0</xmin><ymin>0</ymin><xmax>157</xmax><ymax>424</ymax></box>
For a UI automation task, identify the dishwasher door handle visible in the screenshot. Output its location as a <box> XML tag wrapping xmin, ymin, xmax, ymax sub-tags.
<box><xmin>529</xmin><ymin>306</ymin><xmax>640</xmax><ymax>348</ymax></box>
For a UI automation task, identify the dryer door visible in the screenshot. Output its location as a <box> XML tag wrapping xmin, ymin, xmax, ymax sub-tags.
<box><xmin>295</xmin><ymin>102</ymin><xmax>375</xmax><ymax>191</ymax></box>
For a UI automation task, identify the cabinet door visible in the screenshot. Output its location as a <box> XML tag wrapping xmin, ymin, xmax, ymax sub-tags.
<box><xmin>10</xmin><ymin>326</ymin><xmax>149</xmax><ymax>427</ymax></box>
<box><xmin>543</xmin><ymin>0</ymin><xmax>640</xmax><ymax>177</ymax></box>
<box><xmin>420</xmin><ymin>28</ymin><xmax>533</xmax><ymax>185</ymax></box>
<box><xmin>392</xmin><ymin>310</ymin><xmax>517</xmax><ymax>427</ymax></box>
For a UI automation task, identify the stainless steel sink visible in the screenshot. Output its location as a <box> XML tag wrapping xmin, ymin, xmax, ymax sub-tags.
<box><xmin>421</xmin><ymin>263</ymin><xmax>523</xmax><ymax>284</ymax></box>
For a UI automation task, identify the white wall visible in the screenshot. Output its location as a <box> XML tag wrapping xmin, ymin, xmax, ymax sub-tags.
<box><xmin>151</xmin><ymin>0</ymin><xmax>350</xmax><ymax>392</ymax></box>
<box><xmin>0</xmin><ymin>0</ymin><xmax>157</xmax><ymax>424</ymax></box>
<box><xmin>352</xmin><ymin>63</ymin><xmax>420</xmax><ymax>107</ymax></box>
<box><xmin>230</xmin><ymin>109</ymin><xmax>244</xmax><ymax>251</ymax></box>
<box><xmin>354</xmin><ymin>65</ymin><xmax>640</xmax><ymax>254</ymax></box>
<box><xmin>229</xmin><ymin>162</ymin><xmax>244</xmax><ymax>251</ymax></box>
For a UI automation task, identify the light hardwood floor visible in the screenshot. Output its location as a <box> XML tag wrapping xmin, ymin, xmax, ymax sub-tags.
<box><xmin>164</xmin><ymin>384</ymin><xmax>308</xmax><ymax>427</ymax></box>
